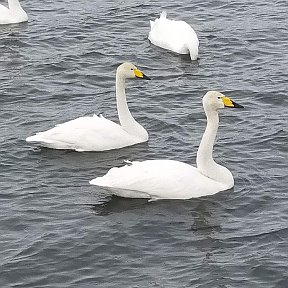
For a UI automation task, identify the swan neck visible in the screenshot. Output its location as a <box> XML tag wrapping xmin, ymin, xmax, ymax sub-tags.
<box><xmin>116</xmin><ymin>73</ymin><xmax>147</xmax><ymax>139</ymax></box>
<box><xmin>196</xmin><ymin>108</ymin><xmax>234</xmax><ymax>188</ymax></box>
<box><xmin>8</xmin><ymin>0</ymin><xmax>22</xmax><ymax>10</ymax></box>
<box><xmin>115</xmin><ymin>73</ymin><xmax>148</xmax><ymax>140</ymax></box>
<box><xmin>197</xmin><ymin>111</ymin><xmax>219</xmax><ymax>163</ymax></box>
<box><xmin>185</xmin><ymin>37</ymin><xmax>199</xmax><ymax>60</ymax></box>
<box><xmin>188</xmin><ymin>44</ymin><xmax>198</xmax><ymax>61</ymax></box>
<box><xmin>115</xmin><ymin>74</ymin><xmax>138</xmax><ymax>131</ymax></box>
<box><xmin>196</xmin><ymin>109</ymin><xmax>219</xmax><ymax>173</ymax></box>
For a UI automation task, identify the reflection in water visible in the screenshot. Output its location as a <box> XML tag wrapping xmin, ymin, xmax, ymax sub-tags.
<box><xmin>91</xmin><ymin>195</ymin><xmax>149</xmax><ymax>216</ymax></box>
<box><xmin>188</xmin><ymin>197</ymin><xmax>223</xmax><ymax>234</ymax></box>
<box><xmin>91</xmin><ymin>192</ymin><xmax>223</xmax><ymax>237</ymax></box>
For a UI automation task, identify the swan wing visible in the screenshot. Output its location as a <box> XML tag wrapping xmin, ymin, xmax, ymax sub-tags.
<box><xmin>90</xmin><ymin>159</ymin><xmax>226</xmax><ymax>199</ymax></box>
<box><xmin>26</xmin><ymin>115</ymin><xmax>142</xmax><ymax>151</ymax></box>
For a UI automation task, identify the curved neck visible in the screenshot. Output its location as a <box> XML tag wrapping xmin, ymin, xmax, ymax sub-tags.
<box><xmin>115</xmin><ymin>74</ymin><xmax>146</xmax><ymax>138</ymax></box>
<box><xmin>196</xmin><ymin>109</ymin><xmax>219</xmax><ymax>175</ymax></box>
<box><xmin>116</xmin><ymin>74</ymin><xmax>135</xmax><ymax>129</ymax></box>
<box><xmin>188</xmin><ymin>43</ymin><xmax>198</xmax><ymax>61</ymax></box>
<box><xmin>196</xmin><ymin>108</ymin><xmax>234</xmax><ymax>187</ymax></box>
<box><xmin>8</xmin><ymin>0</ymin><xmax>22</xmax><ymax>10</ymax></box>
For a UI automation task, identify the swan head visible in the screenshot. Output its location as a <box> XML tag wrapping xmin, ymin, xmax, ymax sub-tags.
<box><xmin>203</xmin><ymin>91</ymin><xmax>244</xmax><ymax>112</ymax></box>
<box><xmin>117</xmin><ymin>62</ymin><xmax>150</xmax><ymax>80</ymax></box>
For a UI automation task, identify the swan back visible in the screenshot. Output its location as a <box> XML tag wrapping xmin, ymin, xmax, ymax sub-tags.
<box><xmin>148</xmin><ymin>11</ymin><xmax>199</xmax><ymax>60</ymax></box>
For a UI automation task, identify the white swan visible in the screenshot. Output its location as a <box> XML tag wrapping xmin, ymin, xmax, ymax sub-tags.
<box><xmin>90</xmin><ymin>91</ymin><xmax>244</xmax><ymax>200</ymax></box>
<box><xmin>148</xmin><ymin>11</ymin><xmax>199</xmax><ymax>60</ymax></box>
<box><xmin>26</xmin><ymin>62</ymin><xmax>150</xmax><ymax>152</ymax></box>
<box><xmin>0</xmin><ymin>0</ymin><xmax>28</xmax><ymax>25</ymax></box>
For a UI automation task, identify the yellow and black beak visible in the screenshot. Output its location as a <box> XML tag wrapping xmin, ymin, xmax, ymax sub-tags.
<box><xmin>134</xmin><ymin>68</ymin><xmax>151</xmax><ymax>80</ymax></box>
<box><xmin>222</xmin><ymin>97</ymin><xmax>244</xmax><ymax>108</ymax></box>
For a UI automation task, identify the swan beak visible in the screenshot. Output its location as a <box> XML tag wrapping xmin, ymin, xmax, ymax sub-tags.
<box><xmin>222</xmin><ymin>97</ymin><xmax>244</xmax><ymax>108</ymax></box>
<box><xmin>134</xmin><ymin>68</ymin><xmax>151</xmax><ymax>80</ymax></box>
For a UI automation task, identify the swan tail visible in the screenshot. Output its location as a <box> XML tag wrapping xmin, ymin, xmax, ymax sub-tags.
<box><xmin>89</xmin><ymin>177</ymin><xmax>106</xmax><ymax>187</ymax></box>
<box><xmin>89</xmin><ymin>172</ymin><xmax>152</xmax><ymax>199</ymax></box>
<box><xmin>160</xmin><ymin>11</ymin><xmax>167</xmax><ymax>19</ymax></box>
<box><xmin>26</xmin><ymin>134</ymin><xmax>47</xmax><ymax>143</ymax></box>
<box><xmin>26</xmin><ymin>134</ymin><xmax>64</xmax><ymax>148</ymax></box>
<box><xmin>26</xmin><ymin>134</ymin><xmax>61</xmax><ymax>149</ymax></box>
<box><xmin>89</xmin><ymin>165</ymin><xmax>130</xmax><ymax>188</ymax></box>
<box><xmin>90</xmin><ymin>160</ymin><xmax>144</xmax><ymax>190</ymax></box>
<box><xmin>149</xmin><ymin>11</ymin><xmax>166</xmax><ymax>32</ymax></box>
<box><xmin>26</xmin><ymin>134</ymin><xmax>79</xmax><ymax>150</ymax></box>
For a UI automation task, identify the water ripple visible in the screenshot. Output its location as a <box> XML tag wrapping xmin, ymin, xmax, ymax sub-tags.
<box><xmin>1</xmin><ymin>0</ymin><xmax>288</xmax><ymax>287</ymax></box>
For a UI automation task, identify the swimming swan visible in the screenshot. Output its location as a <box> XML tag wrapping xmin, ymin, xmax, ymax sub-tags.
<box><xmin>90</xmin><ymin>91</ymin><xmax>244</xmax><ymax>200</ymax></box>
<box><xmin>0</xmin><ymin>0</ymin><xmax>28</xmax><ymax>24</ymax></box>
<box><xmin>148</xmin><ymin>11</ymin><xmax>199</xmax><ymax>60</ymax></box>
<box><xmin>26</xmin><ymin>62</ymin><xmax>150</xmax><ymax>152</ymax></box>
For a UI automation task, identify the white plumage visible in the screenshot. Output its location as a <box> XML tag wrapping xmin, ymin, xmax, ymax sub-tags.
<box><xmin>148</xmin><ymin>11</ymin><xmax>199</xmax><ymax>60</ymax></box>
<box><xmin>0</xmin><ymin>0</ymin><xmax>28</xmax><ymax>25</ymax></box>
<box><xmin>90</xmin><ymin>91</ymin><xmax>244</xmax><ymax>200</ymax></box>
<box><xmin>26</xmin><ymin>62</ymin><xmax>150</xmax><ymax>152</ymax></box>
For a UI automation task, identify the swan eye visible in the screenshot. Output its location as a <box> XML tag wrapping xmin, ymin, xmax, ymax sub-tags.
<box><xmin>131</xmin><ymin>68</ymin><xmax>134</xmax><ymax>71</ymax></box>
<box><xmin>217</xmin><ymin>97</ymin><xmax>221</xmax><ymax>99</ymax></box>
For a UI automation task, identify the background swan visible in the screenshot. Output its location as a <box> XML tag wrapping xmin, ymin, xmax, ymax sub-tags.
<box><xmin>0</xmin><ymin>0</ymin><xmax>28</xmax><ymax>24</ymax></box>
<box><xmin>90</xmin><ymin>91</ymin><xmax>244</xmax><ymax>200</ymax></box>
<box><xmin>26</xmin><ymin>62</ymin><xmax>150</xmax><ymax>152</ymax></box>
<box><xmin>148</xmin><ymin>11</ymin><xmax>199</xmax><ymax>60</ymax></box>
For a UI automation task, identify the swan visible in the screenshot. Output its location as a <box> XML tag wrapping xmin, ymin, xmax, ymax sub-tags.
<box><xmin>0</xmin><ymin>0</ymin><xmax>28</xmax><ymax>24</ymax></box>
<box><xmin>90</xmin><ymin>91</ymin><xmax>244</xmax><ymax>200</ymax></box>
<box><xmin>148</xmin><ymin>11</ymin><xmax>199</xmax><ymax>60</ymax></box>
<box><xmin>26</xmin><ymin>62</ymin><xmax>151</xmax><ymax>152</ymax></box>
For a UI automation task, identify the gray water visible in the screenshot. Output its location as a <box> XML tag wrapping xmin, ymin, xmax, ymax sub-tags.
<box><xmin>1</xmin><ymin>0</ymin><xmax>288</xmax><ymax>287</ymax></box>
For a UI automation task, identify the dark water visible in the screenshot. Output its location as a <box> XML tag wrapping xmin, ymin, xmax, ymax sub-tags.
<box><xmin>1</xmin><ymin>0</ymin><xmax>288</xmax><ymax>287</ymax></box>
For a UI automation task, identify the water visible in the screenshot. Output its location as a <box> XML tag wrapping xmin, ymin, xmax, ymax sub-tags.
<box><xmin>1</xmin><ymin>0</ymin><xmax>288</xmax><ymax>287</ymax></box>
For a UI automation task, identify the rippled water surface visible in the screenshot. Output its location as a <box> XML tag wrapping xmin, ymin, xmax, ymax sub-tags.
<box><xmin>1</xmin><ymin>0</ymin><xmax>288</xmax><ymax>287</ymax></box>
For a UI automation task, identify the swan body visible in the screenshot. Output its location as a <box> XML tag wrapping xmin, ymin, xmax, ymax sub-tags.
<box><xmin>90</xmin><ymin>91</ymin><xmax>244</xmax><ymax>200</ymax></box>
<box><xmin>26</xmin><ymin>62</ymin><xmax>150</xmax><ymax>152</ymax></box>
<box><xmin>90</xmin><ymin>160</ymin><xmax>229</xmax><ymax>200</ymax></box>
<box><xmin>0</xmin><ymin>0</ymin><xmax>28</xmax><ymax>24</ymax></box>
<box><xmin>148</xmin><ymin>11</ymin><xmax>199</xmax><ymax>60</ymax></box>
